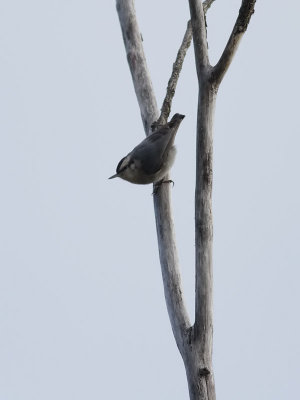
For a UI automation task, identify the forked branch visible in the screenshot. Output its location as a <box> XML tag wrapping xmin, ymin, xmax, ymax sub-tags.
<box><xmin>116</xmin><ymin>1</ymin><xmax>256</xmax><ymax>399</ymax></box>
<box><xmin>116</xmin><ymin>0</ymin><xmax>217</xmax><ymax>354</ymax></box>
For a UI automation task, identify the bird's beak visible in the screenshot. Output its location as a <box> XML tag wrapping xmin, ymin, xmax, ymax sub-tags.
<box><xmin>108</xmin><ymin>173</ymin><xmax>119</xmax><ymax>180</ymax></box>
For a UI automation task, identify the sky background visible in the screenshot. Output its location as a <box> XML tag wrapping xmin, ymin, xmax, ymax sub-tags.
<box><xmin>1</xmin><ymin>1</ymin><xmax>300</xmax><ymax>399</ymax></box>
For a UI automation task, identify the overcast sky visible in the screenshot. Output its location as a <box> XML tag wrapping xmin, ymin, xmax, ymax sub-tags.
<box><xmin>1</xmin><ymin>1</ymin><xmax>300</xmax><ymax>399</ymax></box>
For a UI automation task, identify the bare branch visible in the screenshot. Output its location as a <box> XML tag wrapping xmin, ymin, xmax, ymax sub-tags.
<box><xmin>116</xmin><ymin>0</ymin><xmax>158</xmax><ymax>134</ymax></box>
<box><xmin>212</xmin><ymin>0</ymin><xmax>257</xmax><ymax>86</ymax></box>
<box><xmin>156</xmin><ymin>0</ymin><xmax>216</xmax><ymax>126</ymax></box>
<box><xmin>188</xmin><ymin>0</ymin><xmax>210</xmax><ymax>77</ymax></box>
<box><xmin>157</xmin><ymin>21</ymin><xmax>193</xmax><ymax>126</ymax></box>
<box><xmin>116</xmin><ymin>0</ymin><xmax>191</xmax><ymax>352</ymax></box>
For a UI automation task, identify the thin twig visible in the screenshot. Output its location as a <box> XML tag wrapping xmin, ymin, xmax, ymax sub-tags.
<box><xmin>156</xmin><ymin>0</ymin><xmax>216</xmax><ymax>126</ymax></box>
<box><xmin>156</xmin><ymin>21</ymin><xmax>193</xmax><ymax>126</ymax></box>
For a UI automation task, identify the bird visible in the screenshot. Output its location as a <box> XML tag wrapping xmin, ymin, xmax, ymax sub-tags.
<box><xmin>109</xmin><ymin>113</ymin><xmax>185</xmax><ymax>185</ymax></box>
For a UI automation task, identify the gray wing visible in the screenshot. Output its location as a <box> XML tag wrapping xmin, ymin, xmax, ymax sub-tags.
<box><xmin>131</xmin><ymin>127</ymin><xmax>175</xmax><ymax>174</ymax></box>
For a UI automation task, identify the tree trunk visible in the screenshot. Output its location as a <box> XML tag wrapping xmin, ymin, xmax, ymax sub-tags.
<box><xmin>182</xmin><ymin>78</ymin><xmax>217</xmax><ymax>400</ymax></box>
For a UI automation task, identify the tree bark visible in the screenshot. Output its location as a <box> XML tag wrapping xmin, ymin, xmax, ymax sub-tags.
<box><xmin>116</xmin><ymin>0</ymin><xmax>158</xmax><ymax>134</ymax></box>
<box><xmin>116</xmin><ymin>0</ymin><xmax>191</xmax><ymax>357</ymax></box>
<box><xmin>190</xmin><ymin>80</ymin><xmax>216</xmax><ymax>400</ymax></box>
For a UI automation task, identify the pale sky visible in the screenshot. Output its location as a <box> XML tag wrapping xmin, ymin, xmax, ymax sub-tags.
<box><xmin>1</xmin><ymin>1</ymin><xmax>300</xmax><ymax>399</ymax></box>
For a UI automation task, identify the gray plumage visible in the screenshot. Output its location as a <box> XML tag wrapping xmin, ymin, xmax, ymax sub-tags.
<box><xmin>109</xmin><ymin>113</ymin><xmax>185</xmax><ymax>184</ymax></box>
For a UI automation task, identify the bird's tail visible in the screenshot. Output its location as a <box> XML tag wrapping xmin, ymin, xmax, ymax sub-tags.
<box><xmin>168</xmin><ymin>113</ymin><xmax>185</xmax><ymax>128</ymax></box>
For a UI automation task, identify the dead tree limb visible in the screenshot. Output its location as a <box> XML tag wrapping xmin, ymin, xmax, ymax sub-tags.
<box><xmin>116</xmin><ymin>0</ymin><xmax>158</xmax><ymax>134</ymax></box>
<box><xmin>186</xmin><ymin>1</ymin><xmax>256</xmax><ymax>399</ymax></box>
<box><xmin>116</xmin><ymin>0</ymin><xmax>191</xmax><ymax>356</ymax></box>
<box><xmin>156</xmin><ymin>20</ymin><xmax>193</xmax><ymax>126</ymax></box>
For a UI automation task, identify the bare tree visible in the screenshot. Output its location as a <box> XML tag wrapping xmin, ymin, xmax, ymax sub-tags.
<box><xmin>115</xmin><ymin>0</ymin><xmax>256</xmax><ymax>399</ymax></box>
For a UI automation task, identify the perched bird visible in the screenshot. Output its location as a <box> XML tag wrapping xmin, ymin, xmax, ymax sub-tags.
<box><xmin>109</xmin><ymin>113</ymin><xmax>185</xmax><ymax>185</ymax></box>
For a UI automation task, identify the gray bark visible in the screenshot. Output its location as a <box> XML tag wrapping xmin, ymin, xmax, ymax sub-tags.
<box><xmin>116</xmin><ymin>0</ymin><xmax>191</xmax><ymax>356</ymax></box>
<box><xmin>116</xmin><ymin>0</ymin><xmax>158</xmax><ymax>134</ymax></box>
<box><xmin>116</xmin><ymin>0</ymin><xmax>256</xmax><ymax>399</ymax></box>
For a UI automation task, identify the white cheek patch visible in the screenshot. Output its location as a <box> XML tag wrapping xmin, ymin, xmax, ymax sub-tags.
<box><xmin>119</xmin><ymin>156</ymin><xmax>130</xmax><ymax>170</ymax></box>
<box><xmin>130</xmin><ymin>162</ymin><xmax>135</xmax><ymax>170</ymax></box>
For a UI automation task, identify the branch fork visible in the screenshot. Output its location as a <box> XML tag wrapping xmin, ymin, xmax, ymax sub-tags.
<box><xmin>116</xmin><ymin>1</ymin><xmax>256</xmax><ymax>398</ymax></box>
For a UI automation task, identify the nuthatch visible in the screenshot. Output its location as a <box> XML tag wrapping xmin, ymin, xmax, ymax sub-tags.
<box><xmin>109</xmin><ymin>113</ymin><xmax>185</xmax><ymax>185</ymax></box>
